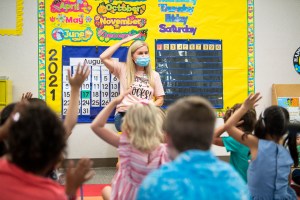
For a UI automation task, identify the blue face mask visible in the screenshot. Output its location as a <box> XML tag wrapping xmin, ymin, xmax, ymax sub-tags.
<box><xmin>135</xmin><ymin>56</ymin><xmax>150</xmax><ymax>67</ymax></box>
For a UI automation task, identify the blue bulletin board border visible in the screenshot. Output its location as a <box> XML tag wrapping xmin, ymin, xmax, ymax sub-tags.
<box><xmin>62</xmin><ymin>46</ymin><xmax>128</xmax><ymax>64</ymax></box>
<box><xmin>62</xmin><ymin>46</ymin><xmax>128</xmax><ymax>123</ymax></box>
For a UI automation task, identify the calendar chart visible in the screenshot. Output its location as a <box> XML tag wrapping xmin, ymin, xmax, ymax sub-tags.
<box><xmin>156</xmin><ymin>39</ymin><xmax>223</xmax><ymax>109</ymax></box>
<box><xmin>62</xmin><ymin>46</ymin><xmax>128</xmax><ymax>122</ymax></box>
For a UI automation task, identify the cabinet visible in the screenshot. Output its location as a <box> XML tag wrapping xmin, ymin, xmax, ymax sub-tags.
<box><xmin>0</xmin><ymin>80</ymin><xmax>12</xmax><ymax>110</ymax></box>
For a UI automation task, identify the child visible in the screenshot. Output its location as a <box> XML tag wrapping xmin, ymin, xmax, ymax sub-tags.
<box><xmin>50</xmin><ymin>62</ymin><xmax>91</xmax><ymax>183</ymax></box>
<box><xmin>213</xmin><ymin>103</ymin><xmax>256</xmax><ymax>182</ymax></box>
<box><xmin>0</xmin><ymin>94</ymin><xmax>45</xmax><ymax>156</ymax></box>
<box><xmin>137</xmin><ymin>96</ymin><xmax>249</xmax><ymax>200</ymax></box>
<box><xmin>0</xmin><ymin>102</ymin><xmax>94</xmax><ymax>200</ymax></box>
<box><xmin>0</xmin><ymin>63</ymin><xmax>91</xmax><ymax>184</ymax></box>
<box><xmin>284</xmin><ymin>123</ymin><xmax>300</xmax><ymax>186</ymax></box>
<box><xmin>91</xmin><ymin>91</ymin><xmax>169</xmax><ymax>200</ymax></box>
<box><xmin>20</xmin><ymin>62</ymin><xmax>90</xmax><ymax>138</ymax></box>
<box><xmin>223</xmin><ymin>93</ymin><xmax>297</xmax><ymax>199</ymax></box>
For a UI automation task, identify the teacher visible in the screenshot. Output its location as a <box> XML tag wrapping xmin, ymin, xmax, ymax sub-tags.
<box><xmin>99</xmin><ymin>33</ymin><xmax>165</xmax><ymax>132</ymax></box>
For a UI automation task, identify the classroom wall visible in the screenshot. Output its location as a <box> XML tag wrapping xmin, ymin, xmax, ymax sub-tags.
<box><xmin>0</xmin><ymin>0</ymin><xmax>299</xmax><ymax>159</ymax></box>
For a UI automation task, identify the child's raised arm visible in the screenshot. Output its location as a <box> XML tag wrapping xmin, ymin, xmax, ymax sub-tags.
<box><xmin>224</xmin><ymin>93</ymin><xmax>261</xmax><ymax>152</ymax></box>
<box><xmin>64</xmin><ymin>63</ymin><xmax>90</xmax><ymax>138</ymax></box>
<box><xmin>213</xmin><ymin>120</ymin><xmax>244</xmax><ymax>146</ymax></box>
<box><xmin>21</xmin><ymin>92</ymin><xmax>33</xmax><ymax>100</ymax></box>
<box><xmin>91</xmin><ymin>89</ymin><xmax>131</xmax><ymax>147</ymax></box>
<box><xmin>213</xmin><ymin>125</ymin><xmax>226</xmax><ymax>146</ymax></box>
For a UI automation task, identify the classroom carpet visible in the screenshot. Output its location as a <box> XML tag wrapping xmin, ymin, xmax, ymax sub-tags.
<box><xmin>77</xmin><ymin>184</ymin><xmax>110</xmax><ymax>200</ymax></box>
<box><xmin>76</xmin><ymin>184</ymin><xmax>300</xmax><ymax>200</ymax></box>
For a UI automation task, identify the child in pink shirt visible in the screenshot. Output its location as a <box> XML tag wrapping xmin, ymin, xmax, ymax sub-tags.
<box><xmin>91</xmin><ymin>91</ymin><xmax>169</xmax><ymax>200</ymax></box>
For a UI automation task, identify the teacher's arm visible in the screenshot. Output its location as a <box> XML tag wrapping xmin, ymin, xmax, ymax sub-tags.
<box><xmin>154</xmin><ymin>96</ymin><xmax>164</xmax><ymax>107</ymax></box>
<box><xmin>100</xmin><ymin>34</ymin><xmax>140</xmax><ymax>73</ymax></box>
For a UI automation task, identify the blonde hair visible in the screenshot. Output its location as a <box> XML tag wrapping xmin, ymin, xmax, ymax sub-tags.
<box><xmin>157</xmin><ymin>107</ymin><xmax>166</xmax><ymax>131</ymax></box>
<box><xmin>121</xmin><ymin>103</ymin><xmax>164</xmax><ymax>152</ymax></box>
<box><xmin>126</xmin><ymin>40</ymin><xmax>154</xmax><ymax>89</ymax></box>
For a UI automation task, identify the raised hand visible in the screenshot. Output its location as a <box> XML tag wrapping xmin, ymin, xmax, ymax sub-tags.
<box><xmin>113</xmin><ymin>88</ymin><xmax>132</xmax><ymax>105</ymax></box>
<box><xmin>242</xmin><ymin>93</ymin><xmax>262</xmax><ymax>110</ymax></box>
<box><xmin>65</xmin><ymin>158</ymin><xmax>95</xmax><ymax>197</ymax></box>
<box><xmin>21</xmin><ymin>92</ymin><xmax>33</xmax><ymax>100</ymax></box>
<box><xmin>68</xmin><ymin>63</ymin><xmax>90</xmax><ymax>90</ymax></box>
<box><xmin>64</xmin><ymin>62</ymin><xmax>90</xmax><ymax>137</ymax></box>
<box><xmin>122</xmin><ymin>33</ymin><xmax>141</xmax><ymax>43</ymax></box>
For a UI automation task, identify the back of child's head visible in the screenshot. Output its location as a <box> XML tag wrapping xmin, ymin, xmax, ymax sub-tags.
<box><xmin>157</xmin><ymin>107</ymin><xmax>166</xmax><ymax>131</ymax></box>
<box><xmin>224</xmin><ymin>103</ymin><xmax>257</xmax><ymax>133</ymax></box>
<box><xmin>0</xmin><ymin>103</ymin><xmax>17</xmax><ymax>125</ymax></box>
<box><xmin>121</xmin><ymin>102</ymin><xmax>164</xmax><ymax>152</ymax></box>
<box><xmin>7</xmin><ymin>103</ymin><xmax>66</xmax><ymax>174</ymax></box>
<box><xmin>164</xmin><ymin>96</ymin><xmax>216</xmax><ymax>152</ymax></box>
<box><xmin>27</xmin><ymin>97</ymin><xmax>47</xmax><ymax>106</ymax></box>
<box><xmin>254</xmin><ymin>105</ymin><xmax>288</xmax><ymax>141</ymax></box>
<box><xmin>223</xmin><ymin>104</ymin><xmax>242</xmax><ymax>122</ymax></box>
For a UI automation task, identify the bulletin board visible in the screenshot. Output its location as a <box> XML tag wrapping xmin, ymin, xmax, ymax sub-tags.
<box><xmin>272</xmin><ymin>84</ymin><xmax>300</xmax><ymax>123</ymax></box>
<box><xmin>38</xmin><ymin>0</ymin><xmax>255</xmax><ymax>121</ymax></box>
<box><xmin>156</xmin><ymin>39</ymin><xmax>223</xmax><ymax>108</ymax></box>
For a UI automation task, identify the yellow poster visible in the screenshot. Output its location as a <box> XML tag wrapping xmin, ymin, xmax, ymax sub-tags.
<box><xmin>38</xmin><ymin>0</ymin><xmax>254</xmax><ymax>119</ymax></box>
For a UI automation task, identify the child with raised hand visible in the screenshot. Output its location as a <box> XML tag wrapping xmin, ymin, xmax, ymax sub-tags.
<box><xmin>224</xmin><ymin>93</ymin><xmax>297</xmax><ymax>199</ymax></box>
<box><xmin>19</xmin><ymin>62</ymin><xmax>90</xmax><ymax>138</ymax></box>
<box><xmin>1</xmin><ymin>63</ymin><xmax>90</xmax><ymax>185</ymax></box>
<box><xmin>91</xmin><ymin>90</ymin><xmax>169</xmax><ymax>200</ymax></box>
<box><xmin>213</xmin><ymin>103</ymin><xmax>256</xmax><ymax>182</ymax></box>
<box><xmin>51</xmin><ymin>62</ymin><xmax>90</xmax><ymax>183</ymax></box>
<box><xmin>0</xmin><ymin>101</ymin><xmax>94</xmax><ymax>200</ymax></box>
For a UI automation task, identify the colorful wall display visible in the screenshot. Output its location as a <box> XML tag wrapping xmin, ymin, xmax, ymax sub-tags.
<box><xmin>278</xmin><ymin>97</ymin><xmax>300</xmax><ymax>123</ymax></box>
<box><xmin>61</xmin><ymin>46</ymin><xmax>128</xmax><ymax>122</ymax></box>
<box><xmin>38</xmin><ymin>0</ymin><xmax>255</xmax><ymax>120</ymax></box>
